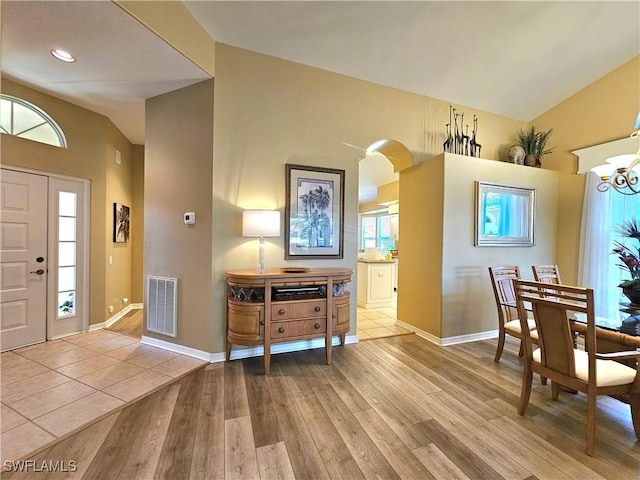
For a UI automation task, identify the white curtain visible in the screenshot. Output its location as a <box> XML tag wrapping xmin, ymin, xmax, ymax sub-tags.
<box><xmin>579</xmin><ymin>172</ymin><xmax>640</xmax><ymax>319</ymax></box>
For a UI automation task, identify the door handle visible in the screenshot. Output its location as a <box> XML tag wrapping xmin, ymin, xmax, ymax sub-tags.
<box><xmin>30</xmin><ymin>269</ymin><xmax>45</xmax><ymax>275</ymax></box>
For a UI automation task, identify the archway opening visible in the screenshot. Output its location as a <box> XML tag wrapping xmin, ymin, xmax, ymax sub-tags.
<box><xmin>357</xmin><ymin>138</ymin><xmax>412</xmax><ymax>340</ymax></box>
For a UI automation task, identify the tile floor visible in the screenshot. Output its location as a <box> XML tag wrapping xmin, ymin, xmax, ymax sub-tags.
<box><xmin>1</xmin><ymin>329</ymin><xmax>207</xmax><ymax>463</ymax></box>
<box><xmin>356</xmin><ymin>293</ymin><xmax>412</xmax><ymax>340</ymax></box>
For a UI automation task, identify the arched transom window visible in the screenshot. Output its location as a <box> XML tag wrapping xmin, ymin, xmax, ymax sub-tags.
<box><xmin>0</xmin><ymin>94</ymin><xmax>67</xmax><ymax>148</ymax></box>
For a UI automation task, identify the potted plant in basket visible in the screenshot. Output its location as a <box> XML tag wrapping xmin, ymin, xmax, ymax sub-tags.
<box><xmin>613</xmin><ymin>218</ymin><xmax>640</xmax><ymax>305</ymax></box>
<box><xmin>515</xmin><ymin>126</ymin><xmax>554</xmax><ymax>167</ymax></box>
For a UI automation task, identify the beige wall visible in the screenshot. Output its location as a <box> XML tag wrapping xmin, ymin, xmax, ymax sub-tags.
<box><xmin>144</xmin><ymin>80</ymin><xmax>214</xmax><ymax>352</ymax></box>
<box><xmin>441</xmin><ymin>154</ymin><xmax>558</xmax><ymax>338</ymax></box>
<box><xmin>397</xmin><ymin>57</ymin><xmax>639</xmax><ymax>339</ymax></box>
<box><xmin>6</xmin><ymin>25</ymin><xmax>634</xmax><ymax>353</ymax></box>
<box><xmin>1</xmin><ymin>78</ymin><xmax>138</xmax><ymax>327</ymax></box>
<box><xmin>359</xmin><ymin>200</ymin><xmax>383</xmax><ymax>214</ymax></box>
<box><xmin>357</xmin><ymin>180</ymin><xmax>398</xmax><ymax>213</ymax></box>
<box><xmin>211</xmin><ymin>45</ymin><xmax>362</xmax><ymax>354</ymax></box>
<box><xmin>532</xmin><ymin>56</ymin><xmax>640</xmax><ymax>285</ymax></box>
<box><xmin>376</xmin><ymin>180</ymin><xmax>399</xmax><ymax>205</ymax></box>
<box><xmin>131</xmin><ymin>145</ymin><xmax>145</xmax><ymax>303</ymax></box>
<box><xmin>208</xmin><ymin>44</ymin><xmax>530</xmax><ymax>355</ymax></box>
<box><xmin>400</xmin><ymin>154</ymin><xmax>558</xmax><ymax>339</ymax></box>
<box><xmin>399</xmin><ymin>157</ymin><xmax>445</xmax><ymax>336</ymax></box>
<box><xmin>105</xmin><ymin>121</ymin><xmax>134</xmax><ymax>317</ymax></box>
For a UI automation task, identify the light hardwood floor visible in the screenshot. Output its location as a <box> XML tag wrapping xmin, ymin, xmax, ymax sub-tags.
<box><xmin>106</xmin><ymin>309</ymin><xmax>143</xmax><ymax>339</ymax></box>
<box><xmin>3</xmin><ymin>334</ymin><xmax>638</xmax><ymax>479</ymax></box>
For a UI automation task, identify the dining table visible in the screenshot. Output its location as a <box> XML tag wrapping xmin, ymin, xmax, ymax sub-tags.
<box><xmin>571</xmin><ymin>303</ymin><xmax>640</xmax><ymax>356</ymax></box>
<box><xmin>501</xmin><ymin>299</ymin><xmax>640</xmax><ymax>350</ymax></box>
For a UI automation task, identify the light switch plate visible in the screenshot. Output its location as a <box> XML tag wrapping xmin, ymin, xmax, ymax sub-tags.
<box><xmin>184</xmin><ymin>212</ymin><xmax>196</xmax><ymax>225</ymax></box>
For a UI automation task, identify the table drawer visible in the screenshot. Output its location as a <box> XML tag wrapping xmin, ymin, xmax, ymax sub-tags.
<box><xmin>271</xmin><ymin>300</ymin><xmax>326</xmax><ymax>320</ymax></box>
<box><xmin>270</xmin><ymin>319</ymin><xmax>326</xmax><ymax>339</ymax></box>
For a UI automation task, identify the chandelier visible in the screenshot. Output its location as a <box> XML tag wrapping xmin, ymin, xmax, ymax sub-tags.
<box><xmin>591</xmin><ymin>113</ymin><xmax>640</xmax><ymax>195</ymax></box>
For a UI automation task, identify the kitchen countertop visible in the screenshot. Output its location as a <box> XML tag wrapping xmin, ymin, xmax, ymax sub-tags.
<box><xmin>357</xmin><ymin>259</ymin><xmax>396</xmax><ymax>263</ymax></box>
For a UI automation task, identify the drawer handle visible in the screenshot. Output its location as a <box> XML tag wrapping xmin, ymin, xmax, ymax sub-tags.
<box><xmin>260</xmin><ymin>320</ymin><xmax>265</xmax><ymax>325</ymax></box>
<box><xmin>278</xmin><ymin>309</ymin><xmax>285</xmax><ymax>315</ymax></box>
<box><xmin>314</xmin><ymin>323</ymin><xmax>321</xmax><ymax>329</ymax></box>
<box><xmin>314</xmin><ymin>306</ymin><xmax>321</xmax><ymax>312</ymax></box>
<box><xmin>332</xmin><ymin>314</ymin><xmax>336</xmax><ymax>319</ymax></box>
<box><xmin>278</xmin><ymin>327</ymin><xmax>285</xmax><ymax>334</ymax></box>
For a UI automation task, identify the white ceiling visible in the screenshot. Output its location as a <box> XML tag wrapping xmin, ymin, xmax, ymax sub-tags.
<box><xmin>1</xmin><ymin>1</ymin><xmax>210</xmax><ymax>145</ymax></box>
<box><xmin>185</xmin><ymin>1</ymin><xmax>640</xmax><ymax>121</ymax></box>
<box><xmin>2</xmin><ymin>1</ymin><xmax>638</xmax><ymax>202</ymax></box>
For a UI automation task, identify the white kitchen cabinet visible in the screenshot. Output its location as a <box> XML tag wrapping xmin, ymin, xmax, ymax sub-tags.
<box><xmin>357</xmin><ymin>260</ymin><xmax>394</xmax><ymax>308</ymax></box>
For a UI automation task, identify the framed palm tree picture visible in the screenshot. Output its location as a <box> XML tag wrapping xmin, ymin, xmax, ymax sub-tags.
<box><xmin>113</xmin><ymin>202</ymin><xmax>130</xmax><ymax>243</ymax></box>
<box><xmin>285</xmin><ymin>164</ymin><xmax>344</xmax><ymax>259</ymax></box>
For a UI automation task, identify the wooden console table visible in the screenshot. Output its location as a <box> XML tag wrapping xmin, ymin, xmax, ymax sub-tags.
<box><xmin>225</xmin><ymin>268</ymin><xmax>352</xmax><ymax>374</ymax></box>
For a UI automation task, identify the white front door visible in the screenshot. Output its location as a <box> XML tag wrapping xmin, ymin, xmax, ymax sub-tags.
<box><xmin>1</xmin><ymin>169</ymin><xmax>48</xmax><ymax>351</ymax></box>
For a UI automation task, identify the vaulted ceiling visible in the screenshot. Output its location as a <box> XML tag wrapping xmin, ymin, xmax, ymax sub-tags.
<box><xmin>2</xmin><ymin>1</ymin><xmax>638</xmax><ymax>203</ymax></box>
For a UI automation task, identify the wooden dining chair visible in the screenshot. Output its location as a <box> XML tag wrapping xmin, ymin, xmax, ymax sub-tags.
<box><xmin>532</xmin><ymin>264</ymin><xmax>562</xmax><ymax>284</ymax></box>
<box><xmin>488</xmin><ymin>266</ymin><xmax>538</xmax><ymax>362</ymax></box>
<box><xmin>514</xmin><ymin>279</ymin><xmax>640</xmax><ymax>456</ymax></box>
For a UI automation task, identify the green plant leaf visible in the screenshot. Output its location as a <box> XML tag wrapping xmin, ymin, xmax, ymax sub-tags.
<box><xmin>515</xmin><ymin>126</ymin><xmax>554</xmax><ymax>158</ymax></box>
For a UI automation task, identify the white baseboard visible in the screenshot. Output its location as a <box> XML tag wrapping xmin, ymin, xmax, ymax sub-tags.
<box><xmin>141</xmin><ymin>333</ymin><xmax>359</xmax><ymax>363</ymax></box>
<box><xmin>104</xmin><ymin>303</ymin><xmax>143</xmax><ymax>328</ymax></box>
<box><xmin>395</xmin><ymin>319</ymin><xmax>497</xmax><ymax>346</ymax></box>
<box><xmin>224</xmin><ymin>334</ymin><xmax>359</xmax><ymax>362</ymax></box>
<box><xmin>85</xmin><ymin>303</ymin><xmax>143</xmax><ymax>333</ymax></box>
<box><xmin>141</xmin><ymin>335</ymin><xmax>212</xmax><ymax>362</ymax></box>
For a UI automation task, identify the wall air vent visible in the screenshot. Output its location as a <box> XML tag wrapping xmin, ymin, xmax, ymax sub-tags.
<box><xmin>146</xmin><ymin>275</ymin><xmax>177</xmax><ymax>337</ymax></box>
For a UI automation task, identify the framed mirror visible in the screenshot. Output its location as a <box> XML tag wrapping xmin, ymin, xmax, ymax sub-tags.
<box><xmin>474</xmin><ymin>181</ymin><xmax>535</xmax><ymax>247</ymax></box>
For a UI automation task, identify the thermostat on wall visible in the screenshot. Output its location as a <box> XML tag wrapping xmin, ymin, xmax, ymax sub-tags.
<box><xmin>184</xmin><ymin>212</ymin><xmax>196</xmax><ymax>225</ymax></box>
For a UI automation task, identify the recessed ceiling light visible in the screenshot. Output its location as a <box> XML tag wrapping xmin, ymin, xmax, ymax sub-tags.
<box><xmin>51</xmin><ymin>49</ymin><xmax>75</xmax><ymax>63</ymax></box>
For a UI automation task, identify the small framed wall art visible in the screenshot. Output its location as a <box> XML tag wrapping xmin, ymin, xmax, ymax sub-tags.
<box><xmin>113</xmin><ymin>202</ymin><xmax>130</xmax><ymax>243</ymax></box>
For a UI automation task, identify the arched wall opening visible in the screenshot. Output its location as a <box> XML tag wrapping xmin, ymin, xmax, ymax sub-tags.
<box><xmin>357</xmin><ymin>138</ymin><xmax>413</xmax><ymax>337</ymax></box>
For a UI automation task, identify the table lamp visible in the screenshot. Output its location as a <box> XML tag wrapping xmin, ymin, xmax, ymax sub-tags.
<box><xmin>242</xmin><ymin>210</ymin><xmax>280</xmax><ymax>273</ymax></box>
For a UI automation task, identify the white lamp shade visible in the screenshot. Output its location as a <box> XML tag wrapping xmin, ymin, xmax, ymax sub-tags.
<box><xmin>242</xmin><ymin>210</ymin><xmax>280</xmax><ymax>237</ymax></box>
<box><xmin>605</xmin><ymin>154</ymin><xmax>637</xmax><ymax>169</ymax></box>
<box><xmin>591</xmin><ymin>163</ymin><xmax>616</xmax><ymax>178</ymax></box>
